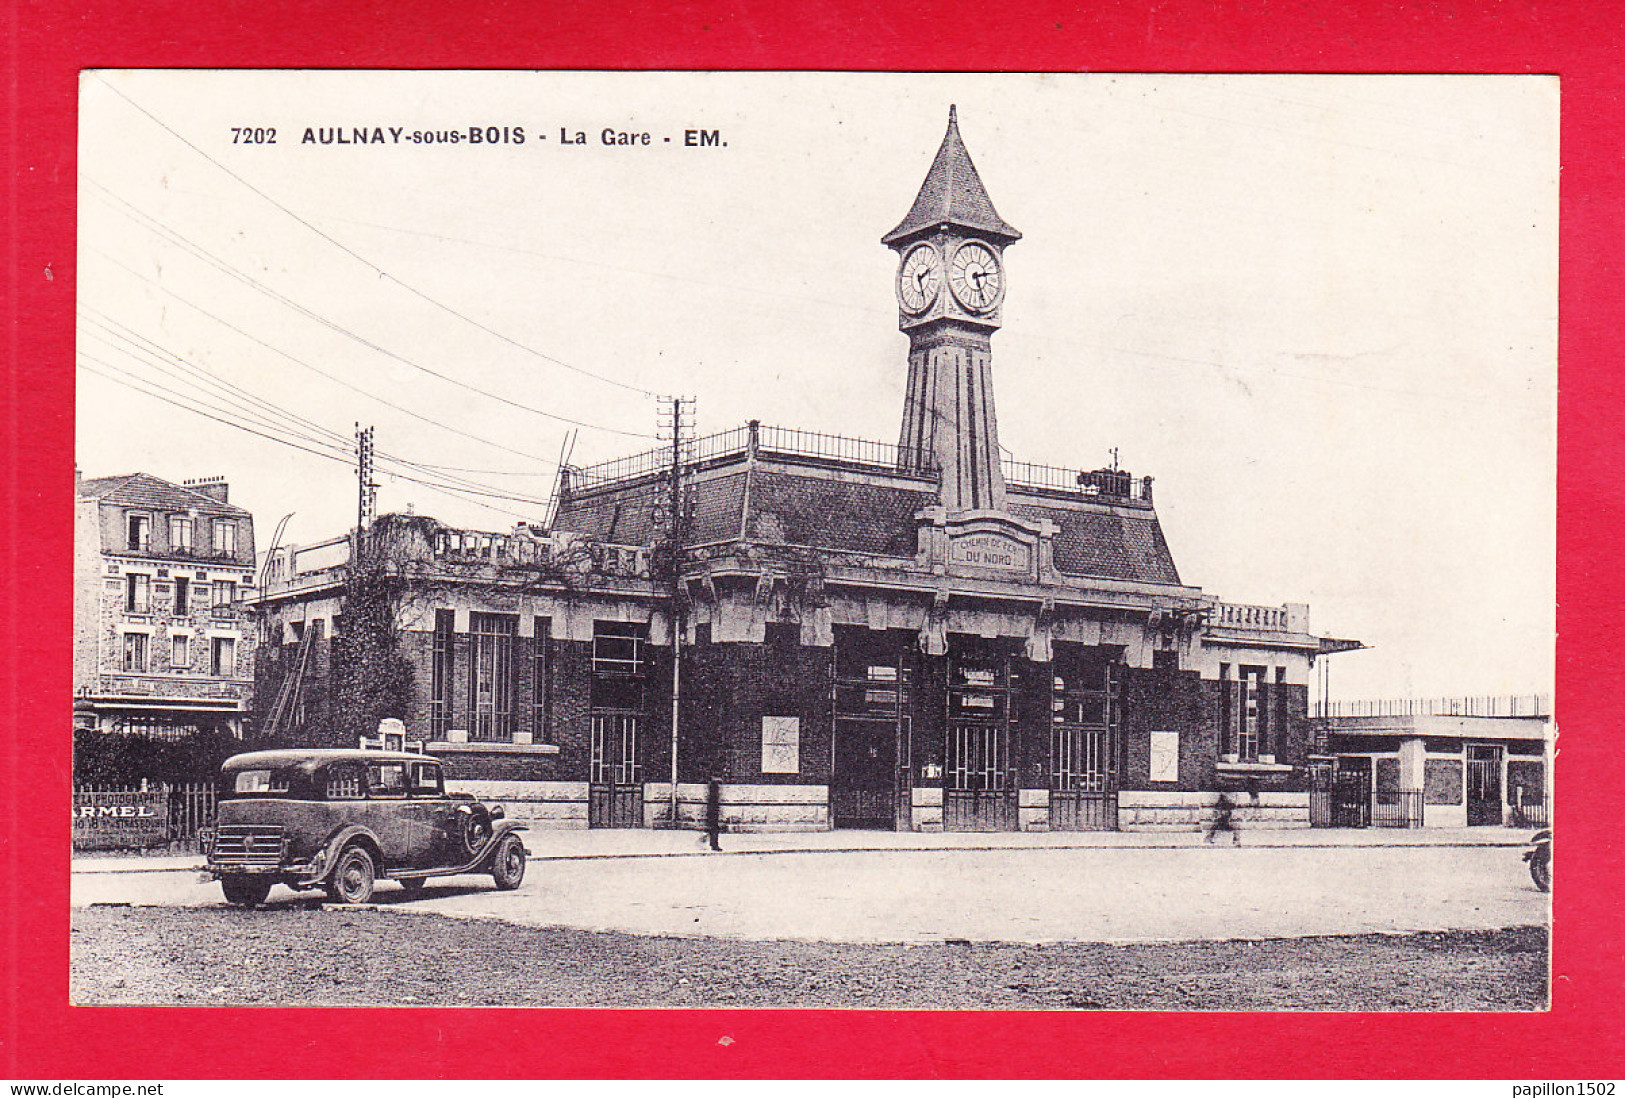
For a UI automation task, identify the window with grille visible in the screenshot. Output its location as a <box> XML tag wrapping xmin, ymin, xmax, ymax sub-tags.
<box><xmin>592</xmin><ymin>621</ymin><xmax>646</xmax><ymax>676</ymax></box>
<box><xmin>1225</xmin><ymin>665</ymin><xmax>1267</xmax><ymax>762</ymax></box>
<box><xmin>591</xmin><ymin>621</ymin><xmax>648</xmax><ymax>712</ymax></box>
<box><xmin>430</xmin><ymin>609</ymin><xmax>454</xmax><ymax>739</ymax></box>
<box><xmin>533</xmin><ymin>616</ymin><xmax>552</xmax><ymax>742</ymax></box>
<box><xmin>469</xmin><ymin>612</ymin><xmax>517</xmax><ymax>740</ymax></box>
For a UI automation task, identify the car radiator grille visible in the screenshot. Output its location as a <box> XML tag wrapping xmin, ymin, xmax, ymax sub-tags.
<box><xmin>211</xmin><ymin>825</ymin><xmax>286</xmax><ymax>867</ymax></box>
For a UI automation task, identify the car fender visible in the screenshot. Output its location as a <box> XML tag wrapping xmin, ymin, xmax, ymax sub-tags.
<box><xmin>311</xmin><ymin>823</ymin><xmax>384</xmax><ymax>882</ymax></box>
<box><xmin>472</xmin><ymin>820</ymin><xmax>528</xmax><ymax>871</ymax></box>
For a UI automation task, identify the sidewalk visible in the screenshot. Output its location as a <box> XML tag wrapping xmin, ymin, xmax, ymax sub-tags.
<box><xmin>71</xmin><ymin>824</ymin><xmax>1532</xmax><ymax>874</ymax></box>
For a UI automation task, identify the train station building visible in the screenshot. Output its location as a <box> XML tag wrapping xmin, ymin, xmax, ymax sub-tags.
<box><xmin>256</xmin><ymin>108</ymin><xmax>1361</xmax><ymax>832</ymax></box>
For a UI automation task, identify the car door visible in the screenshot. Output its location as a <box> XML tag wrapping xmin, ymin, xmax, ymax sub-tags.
<box><xmin>408</xmin><ymin>760</ymin><xmax>464</xmax><ymax>868</ymax></box>
<box><xmin>364</xmin><ymin>760</ymin><xmax>424</xmax><ymax>870</ymax></box>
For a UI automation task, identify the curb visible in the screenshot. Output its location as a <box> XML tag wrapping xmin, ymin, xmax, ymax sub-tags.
<box><xmin>72</xmin><ymin>836</ymin><xmax>1528</xmax><ymax>874</ymax></box>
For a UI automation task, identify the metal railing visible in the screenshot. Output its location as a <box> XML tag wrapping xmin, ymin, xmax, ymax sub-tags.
<box><xmin>72</xmin><ymin>781</ymin><xmax>218</xmax><ymax>852</ymax></box>
<box><xmin>1316</xmin><ymin>695</ymin><xmax>1551</xmax><ymax>719</ymax></box>
<box><xmin>565</xmin><ymin>422</ymin><xmax>939</xmax><ymax>491</ymax></box>
<box><xmin>1003</xmin><ymin>460</ymin><xmax>1154</xmax><ymax>504</ymax></box>
<box><xmin>1371</xmin><ymin>790</ymin><xmax>1424</xmax><ymax>829</ymax></box>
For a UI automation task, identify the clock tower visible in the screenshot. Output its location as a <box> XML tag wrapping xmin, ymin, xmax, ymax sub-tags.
<box><xmin>884</xmin><ymin>105</ymin><xmax>1021</xmax><ymax>513</ymax></box>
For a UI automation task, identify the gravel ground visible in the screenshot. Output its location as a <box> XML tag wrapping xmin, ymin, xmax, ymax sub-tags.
<box><xmin>71</xmin><ymin>905</ymin><xmax>1548</xmax><ymax>1010</ymax></box>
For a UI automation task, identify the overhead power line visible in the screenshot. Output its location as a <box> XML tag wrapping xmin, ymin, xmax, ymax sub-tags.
<box><xmin>82</xmin><ymin>184</ymin><xmax>655</xmax><ymax>440</ymax></box>
<box><xmin>93</xmin><ymin>76</ymin><xmax>662</xmax><ymax>401</ymax></box>
<box><xmin>76</xmin><ymin>348</ymin><xmax>552</xmax><ymax>520</ymax></box>
<box><xmin>78</xmin><ymin>315</ymin><xmax>545</xmax><ymax>507</ymax></box>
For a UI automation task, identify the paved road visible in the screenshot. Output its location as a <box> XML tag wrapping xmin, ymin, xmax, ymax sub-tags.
<box><xmin>73</xmin><ymin>841</ymin><xmax>1547</xmax><ymax>944</ymax></box>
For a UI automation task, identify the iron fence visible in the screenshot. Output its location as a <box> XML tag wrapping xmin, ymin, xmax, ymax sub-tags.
<box><xmin>72</xmin><ymin>781</ymin><xmax>218</xmax><ymax>852</ymax></box>
<box><xmin>1371</xmin><ymin>790</ymin><xmax>1424</xmax><ymax>829</ymax></box>
<box><xmin>1316</xmin><ymin>695</ymin><xmax>1550</xmax><ymax>719</ymax></box>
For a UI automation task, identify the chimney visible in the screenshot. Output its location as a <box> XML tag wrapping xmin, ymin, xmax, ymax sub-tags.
<box><xmin>183</xmin><ymin>476</ymin><xmax>230</xmax><ymax>504</ymax></box>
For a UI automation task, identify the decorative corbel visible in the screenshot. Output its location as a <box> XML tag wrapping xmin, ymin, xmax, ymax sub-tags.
<box><xmin>920</xmin><ymin>589</ymin><xmax>949</xmax><ymax>657</ymax></box>
<box><xmin>1026</xmin><ymin>596</ymin><xmax>1056</xmax><ymax>663</ymax></box>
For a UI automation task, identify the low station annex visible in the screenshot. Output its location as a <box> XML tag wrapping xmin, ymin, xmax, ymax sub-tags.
<box><xmin>256</xmin><ymin>107</ymin><xmax>1362</xmax><ymax>833</ymax></box>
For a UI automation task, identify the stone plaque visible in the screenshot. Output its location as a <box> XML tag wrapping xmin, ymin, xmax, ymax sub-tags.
<box><xmin>949</xmin><ymin>532</ymin><xmax>1030</xmax><ymax>571</ymax></box>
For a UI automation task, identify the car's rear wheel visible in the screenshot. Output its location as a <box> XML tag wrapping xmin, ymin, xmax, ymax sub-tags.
<box><xmin>221</xmin><ymin>875</ymin><xmax>273</xmax><ymax>907</ymax></box>
<box><xmin>327</xmin><ymin>844</ymin><xmax>376</xmax><ymax>904</ymax></box>
<box><xmin>490</xmin><ymin>833</ymin><xmax>526</xmax><ymax>890</ymax></box>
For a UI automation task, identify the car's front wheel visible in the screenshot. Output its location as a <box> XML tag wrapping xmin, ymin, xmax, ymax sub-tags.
<box><xmin>220</xmin><ymin>875</ymin><xmax>273</xmax><ymax>907</ymax></box>
<box><xmin>327</xmin><ymin>844</ymin><xmax>376</xmax><ymax>904</ymax></box>
<box><xmin>490</xmin><ymin>833</ymin><xmax>526</xmax><ymax>890</ymax></box>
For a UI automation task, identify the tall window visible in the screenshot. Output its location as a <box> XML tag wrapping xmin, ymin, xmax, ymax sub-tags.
<box><xmin>429</xmin><ymin>609</ymin><xmax>454</xmax><ymax>740</ymax></box>
<box><xmin>533</xmin><ymin>615</ymin><xmax>552</xmax><ymax>743</ymax></box>
<box><xmin>211</xmin><ymin>636</ymin><xmax>236</xmax><ymax>677</ymax></box>
<box><xmin>171</xmin><ymin>634</ymin><xmax>189</xmax><ymax>670</ymax></box>
<box><xmin>212</xmin><ymin>519</ymin><xmax>237</xmax><ymax>555</ymax></box>
<box><xmin>592</xmin><ymin>622</ymin><xmax>646</xmax><ymax>676</ymax></box>
<box><xmin>122</xmin><ymin>632</ymin><xmax>148</xmax><ymax>673</ymax></box>
<box><xmin>168</xmin><ymin>515</ymin><xmax>193</xmax><ymax>553</ymax></box>
<box><xmin>125</xmin><ymin>573</ymin><xmax>150</xmax><ymax>613</ymax></box>
<box><xmin>469</xmin><ymin>613</ymin><xmax>517</xmax><ymax>741</ymax></box>
<box><xmin>126</xmin><ymin>513</ymin><xmax>150</xmax><ymax>552</ymax></box>
<box><xmin>1228</xmin><ymin>659</ymin><xmax>1267</xmax><ymax>763</ymax></box>
<box><xmin>591</xmin><ymin>621</ymin><xmax>648</xmax><ymax>713</ymax></box>
<box><xmin>213</xmin><ymin>579</ymin><xmax>237</xmax><ymax>616</ymax></box>
<box><xmin>173</xmin><ymin>576</ymin><xmax>189</xmax><ymax>615</ymax></box>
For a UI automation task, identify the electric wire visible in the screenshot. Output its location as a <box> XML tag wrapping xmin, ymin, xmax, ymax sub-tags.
<box><xmin>82</xmin><ymin>244</ymin><xmax>581</xmax><ymax>470</ymax></box>
<box><xmin>76</xmin><ymin>350</ymin><xmax>550</xmax><ymax>520</ymax></box>
<box><xmin>81</xmin><ymin>179</ymin><xmax>655</xmax><ymax>440</ymax></box>
<box><xmin>93</xmin><ymin>77</ymin><xmax>663</xmax><ymax>400</ymax></box>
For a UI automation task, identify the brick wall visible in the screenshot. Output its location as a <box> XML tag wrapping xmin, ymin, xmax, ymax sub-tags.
<box><xmin>680</xmin><ymin>634</ymin><xmax>834</xmax><ymax>783</ymax></box>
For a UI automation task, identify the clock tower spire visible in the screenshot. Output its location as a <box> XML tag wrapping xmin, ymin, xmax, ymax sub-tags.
<box><xmin>885</xmin><ymin>106</ymin><xmax>1020</xmax><ymax>513</ymax></box>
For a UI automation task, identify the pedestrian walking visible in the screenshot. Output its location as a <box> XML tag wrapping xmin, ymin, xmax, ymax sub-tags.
<box><xmin>705</xmin><ymin>775</ymin><xmax>723</xmax><ymax>852</ymax></box>
<box><xmin>1205</xmin><ymin>791</ymin><xmax>1239</xmax><ymax>845</ymax></box>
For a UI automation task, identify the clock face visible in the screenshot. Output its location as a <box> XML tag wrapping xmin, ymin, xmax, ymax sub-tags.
<box><xmin>948</xmin><ymin>241</ymin><xmax>1002</xmax><ymax>312</ymax></box>
<box><xmin>897</xmin><ymin>244</ymin><xmax>942</xmax><ymax>314</ymax></box>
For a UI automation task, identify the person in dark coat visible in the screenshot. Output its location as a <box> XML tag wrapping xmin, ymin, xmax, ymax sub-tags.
<box><xmin>1206</xmin><ymin>791</ymin><xmax>1239</xmax><ymax>844</ymax></box>
<box><xmin>705</xmin><ymin>776</ymin><xmax>723</xmax><ymax>852</ymax></box>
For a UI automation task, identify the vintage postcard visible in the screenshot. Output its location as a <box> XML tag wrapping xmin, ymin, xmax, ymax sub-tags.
<box><xmin>69</xmin><ymin>70</ymin><xmax>1555</xmax><ymax>1012</ymax></box>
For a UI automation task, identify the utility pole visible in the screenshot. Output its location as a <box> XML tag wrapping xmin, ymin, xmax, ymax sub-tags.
<box><xmin>657</xmin><ymin>395</ymin><xmax>695</xmax><ymax>828</ymax></box>
<box><xmin>355</xmin><ymin>424</ymin><xmax>377</xmax><ymax>550</ymax></box>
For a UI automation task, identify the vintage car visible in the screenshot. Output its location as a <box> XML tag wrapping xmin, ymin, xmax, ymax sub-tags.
<box><xmin>201</xmin><ymin>749</ymin><xmax>527</xmax><ymax>906</ymax></box>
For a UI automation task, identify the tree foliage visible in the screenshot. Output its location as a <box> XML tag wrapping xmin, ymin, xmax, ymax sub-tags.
<box><xmin>327</xmin><ymin>517</ymin><xmax>422</xmax><ymax>744</ymax></box>
<box><xmin>73</xmin><ymin>727</ymin><xmax>243</xmax><ymax>785</ymax></box>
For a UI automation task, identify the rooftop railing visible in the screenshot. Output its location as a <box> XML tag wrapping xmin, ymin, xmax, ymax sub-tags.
<box><xmin>1002</xmin><ymin>459</ymin><xmax>1154</xmax><ymax>504</ymax></box>
<box><xmin>1315</xmin><ymin>695</ymin><xmax>1551</xmax><ymax>719</ymax></box>
<box><xmin>1214</xmin><ymin>602</ymin><xmax>1291</xmax><ymax>632</ymax></box>
<box><xmin>565</xmin><ymin>422</ymin><xmax>938</xmax><ymax>490</ymax></box>
<box><xmin>262</xmin><ymin>526</ymin><xmax>652</xmax><ymax>589</ymax></box>
<box><xmin>564</xmin><ymin>422</ymin><xmax>1160</xmax><ymax>506</ymax></box>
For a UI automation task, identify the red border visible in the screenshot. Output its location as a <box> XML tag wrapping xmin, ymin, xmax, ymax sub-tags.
<box><xmin>8</xmin><ymin>0</ymin><xmax>1623</xmax><ymax>1079</ymax></box>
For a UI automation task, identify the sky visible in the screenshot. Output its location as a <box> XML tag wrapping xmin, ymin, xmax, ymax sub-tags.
<box><xmin>75</xmin><ymin>71</ymin><xmax>1558</xmax><ymax>702</ymax></box>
